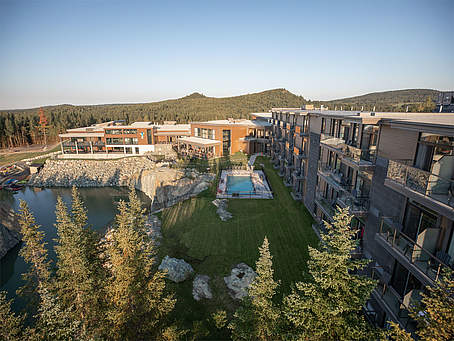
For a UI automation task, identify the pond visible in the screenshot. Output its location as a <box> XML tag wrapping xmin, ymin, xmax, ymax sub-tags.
<box><xmin>0</xmin><ymin>186</ymin><xmax>151</xmax><ymax>312</ymax></box>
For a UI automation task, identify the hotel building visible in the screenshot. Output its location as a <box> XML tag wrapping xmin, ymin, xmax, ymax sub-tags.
<box><xmin>270</xmin><ymin>108</ymin><xmax>454</xmax><ymax>331</ymax></box>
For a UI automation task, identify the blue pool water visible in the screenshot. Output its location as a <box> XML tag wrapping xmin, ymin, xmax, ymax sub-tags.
<box><xmin>226</xmin><ymin>175</ymin><xmax>254</xmax><ymax>194</ymax></box>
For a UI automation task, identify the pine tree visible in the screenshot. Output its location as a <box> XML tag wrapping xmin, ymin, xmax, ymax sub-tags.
<box><xmin>229</xmin><ymin>237</ymin><xmax>281</xmax><ymax>341</ymax></box>
<box><xmin>17</xmin><ymin>200</ymin><xmax>80</xmax><ymax>340</ymax></box>
<box><xmin>283</xmin><ymin>207</ymin><xmax>379</xmax><ymax>340</ymax></box>
<box><xmin>387</xmin><ymin>269</ymin><xmax>454</xmax><ymax>341</ymax></box>
<box><xmin>105</xmin><ymin>188</ymin><xmax>176</xmax><ymax>340</ymax></box>
<box><xmin>0</xmin><ymin>291</ymin><xmax>25</xmax><ymax>341</ymax></box>
<box><xmin>54</xmin><ymin>187</ymin><xmax>106</xmax><ymax>338</ymax></box>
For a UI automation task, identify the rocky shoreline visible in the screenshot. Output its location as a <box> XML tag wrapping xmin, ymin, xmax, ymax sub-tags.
<box><xmin>27</xmin><ymin>157</ymin><xmax>216</xmax><ymax>211</ymax></box>
<box><xmin>28</xmin><ymin>158</ymin><xmax>156</xmax><ymax>188</ymax></box>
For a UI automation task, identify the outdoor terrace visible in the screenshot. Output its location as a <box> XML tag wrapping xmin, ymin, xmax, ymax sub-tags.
<box><xmin>385</xmin><ymin>160</ymin><xmax>454</xmax><ymax>219</ymax></box>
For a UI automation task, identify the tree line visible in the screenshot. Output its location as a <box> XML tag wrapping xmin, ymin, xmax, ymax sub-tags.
<box><xmin>0</xmin><ymin>88</ymin><xmax>439</xmax><ymax>149</ymax></box>
<box><xmin>0</xmin><ymin>89</ymin><xmax>306</xmax><ymax>149</ymax></box>
<box><xmin>1</xmin><ymin>191</ymin><xmax>452</xmax><ymax>340</ymax></box>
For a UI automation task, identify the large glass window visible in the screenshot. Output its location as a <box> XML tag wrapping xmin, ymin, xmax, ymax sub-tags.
<box><xmin>105</xmin><ymin>129</ymin><xmax>123</xmax><ymax>135</ymax></box>
<box><xmin>123</xmin><ymin>129</ymin><xmax>137</xmax><ymax>135</ymax></box>
<box><xmin>106</xmin><ymin>137</ymin><xmax>123</xmax><ymax>145</ymax></box>
<box><xmin>124</xmin><ymin>137</ymin><xmax>138</xmax><ymax>145</ymax></box>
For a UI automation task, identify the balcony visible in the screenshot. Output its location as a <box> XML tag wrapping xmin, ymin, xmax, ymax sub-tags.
<box><xmin>336</xmin><ymin>191</ymin><xmax>369</xmax><ymax>216</ymax></box>
<box><xmin>341</xmin><ymin>144</ymin><xmax>376</xmax><ymax>168</ymax></box>
<box><xmin>376</xmin><ymin>218</ymin><xmax>452</xmax><ymax>286</ymax></box>
<box><xmin>315</xmin><ymin>191</ymin><xmax>336</xmax><ymax>220</ymax></box>
<box><xmin>293</xmin><ymin>146</ymin><xmax>307</xmax><ymax>159</ymax></box>
<box><xmin>320</xmin><ymin>133</ymin><xmax>345</xmax><ymax>150</ymax></box>
<box><xmin>294</xmin><ymin>125</ymin><xmax>308</xmax><ymax>137</ymax></box>
<box><xmin>369</xmin><ymin>268</ymin><xmax>413</xmax><ymax>328</ymax></box>
<box><xmin>292</xmin><ymin>169</ymin><xmax>305</xmax><ymax>180</ymax></box>
<box><xmin>385</xmin><ymin>160</ymin><xmax>454</xmax><ymax>218</ymax></box>
<box><xmin>317</xmin><ymin>162</ymin><xmax>350</xmax><ymax>191</ymax></box>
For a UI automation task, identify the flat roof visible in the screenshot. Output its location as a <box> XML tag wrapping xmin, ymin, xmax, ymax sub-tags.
<box><xmin>156</xmin><ymin>124</ymin><xmax>191</xmax><ymax>131</ymax></box>
<box><xmin>178</xmin><ymin>136</ymin><xmax>221</xmax><ymax>146</ymax></box>
<box><xmin>194</xmin><ymin>119</ymin><xmax>271</xmax><ymax>128</ymax></box>
<box><xmin>59</xmin><ymin>132</ymin><xmax>104</xmax><ymax>138</ymax></box>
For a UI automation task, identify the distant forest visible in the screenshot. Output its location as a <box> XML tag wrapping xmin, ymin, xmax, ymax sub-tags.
<box><xmin>0</xmin><ymin>88</ymin><xmax>439</xmax><ymax>148</ymax></box>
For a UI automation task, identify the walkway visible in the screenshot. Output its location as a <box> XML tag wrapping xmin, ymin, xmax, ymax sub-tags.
<box><xmin>248</xmin><ymin>153</ymin><xmax>262</xmax><ymax>167</ymax></box>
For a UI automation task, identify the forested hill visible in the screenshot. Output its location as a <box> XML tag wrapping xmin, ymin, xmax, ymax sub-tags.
<box><xmin>0</xmin><ymin>89</ymin><xmax>305</xmax><ymax>148</ymax></box>
<box><xmin>319</xmin><ymin>89</ymin><xmax>439</xmax><ymax>112</ymax></box>
<box><xmin>0</xmin><ymin>88</ymin><xmax>441</xmax><ymax>148</ymax></box>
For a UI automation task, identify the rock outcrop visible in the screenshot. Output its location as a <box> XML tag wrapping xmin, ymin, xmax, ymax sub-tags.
<box><xmin>0</xmin><ymin>202</ymin><xmax>21</xmax><ymax>259</ymax></box>
<box><xmin>29</xmin><ymin>158</ymin><xmax>155</xmax><ymax>187</ymax></box>
<box><xmin>224</xmin><ymin>263</ymin><xmax>257</xmax><ymax>300</ymax></box>
<box><xmin>212</xmin><ymin>199</ymin><xmax>233</xmax><ymax>221</ymax></box>
<box><xmin>158</xmin><ymin>256</ymin><xmax>194</xmax><ymax>283</ymax></box>
<box><xmin>134</xmin><ymin>168</ymin><xmax>215</xmax><ymax>211</ymax></box>
<box><xmin>28</xmin><ymin>158</ymin><xmax>215</xmax><ymax>211</ymax></box>
<box><xmin>192</xmin><ymin>274</ymin><xmax>213</xmax><ymax>301</ymax></box>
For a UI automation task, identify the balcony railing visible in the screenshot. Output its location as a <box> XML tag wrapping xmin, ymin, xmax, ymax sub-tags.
<box><xmin>370</xmin><ymin>268</ymin><xmax>412</xmax><ymax>327</ymax></box>
<box><xmin>320</xmin><ymin>133</ymin><xmax>345</xmax><ymax>149</ymax></box>
<box><xmin>387</xmin><ymin>160</ymin><xmax>454</xmax><ymax>208</ymax></box>
<box><xmin>379</xmin><ymin>218</ymin><xmax>452</xmax><ymax>282</ymax></box>
<box><xmin>337</xmin><ymin>191</ymin><xmax>369</xmax><ymax>215</ymax></box>
<box><xmin>317</xmin><ymin>162</ymin><xmax>351</xmax><ymax>190</ymax></box>
<box><xmin>315</xmin><ymin>191</ymin><xmax>336</xmax><ymax>218</ymax></box>
<box><xmin>342</xmin><ymin>144</ymin><xmax>376</xmax><ymax>164</ymax></box>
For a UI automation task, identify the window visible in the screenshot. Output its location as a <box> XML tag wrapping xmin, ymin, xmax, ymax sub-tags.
<box><xmin>105</xmin><ymin>129</ymin><xmax>123</xmax><ymax>135</ymax></box>
<box><xmin>321</xmin><ymin>118</ymin><xmax>326</xmax><ymax>133</ymax></box>
<box><xmin>106</xmin><ymin>137</ymin><xmax>123</xmax><ymax>145</ymax></box>
<box><xmin>123</xmin><ymin>129</ymin><xmax>137</xmax><ymax>135</ymax></box>
<box><xmin>124</xmin><ymin>137</ymin><xmax>138</xmax><ymax>145</ymax></box>
<box><xmin>147</xmin><ymin>129</ymin><xmax>152</xmax><ymax>144</ymax></box>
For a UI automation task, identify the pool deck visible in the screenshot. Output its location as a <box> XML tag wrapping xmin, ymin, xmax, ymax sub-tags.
<box><xmin>216</xmin><ymin>169</ymin><xmax>273</xmax><ymax>199</ymax></box>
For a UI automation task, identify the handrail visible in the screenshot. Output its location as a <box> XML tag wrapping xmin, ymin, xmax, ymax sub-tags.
<box><xmin>379</xmin><ymin>217</ymin><xmax>451</xmax><ymax>282</ymax></box>
<box><xmin>387</xmin><ymin>160</ymin><xmax>454</xmax><ymax>207</ymax></box>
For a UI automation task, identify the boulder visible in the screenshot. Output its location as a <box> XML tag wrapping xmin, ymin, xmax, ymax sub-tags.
<box><xmin>158</xmin><ymin>256</ymin><xmax>194</xmax><ymax>283</ymax></box>
<box><xmin>192</xmin><ymin>274</ymin><xmax>213</xmax><ymax>301</ymax></box>
<box><xmin>212</xmin><ymin>199</ymin><xmax>233</xmax><ymax>221</ymax></box>
<box><xmin>224</xmin><ymin>263</ymin><xmax>257</xmax><ymax>300</ymax></box>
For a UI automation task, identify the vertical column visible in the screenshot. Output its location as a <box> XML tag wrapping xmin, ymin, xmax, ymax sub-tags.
<box><xmin>75</xmin><ymin>141</ymin><xmax>79</xmax><ymax>154</ymax></box>
<box><xmin>90</xmin><ymin>141</ymin><xmax>93</xmax><ymax>154</ymax></box>
<box><xmin>60</xmin><ymin>137</ymin><xmax>64</xmax><ymax>154</ymax></box>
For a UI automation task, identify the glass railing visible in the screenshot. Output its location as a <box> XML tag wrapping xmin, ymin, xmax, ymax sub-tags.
<box><xmin>317</xmin><ymin>162</ymin><xmax>350</xmax><ymax>189</ymax></box>
<box><xmin>387</xmin><ymin>160</ymin><xmax>454</xmax><ymax>208</ymax></box>
<box><xmin>342</xmin><ymin>144</ymin><xmax>376</xmax><ymax>164</ymax></box>
<box><xmin>379</xmin><ymin>218</ymin><xmax>451</xmax><ymax>282</ymax></box>
<box><xmin>320</xmin><ymin>133</ymin><xmax>345</xmax><ymax>149</ymax></box>
<box><xmin>315</xmin><ymin>191</ymin><xmax>336</xmax><ymax>217</ymax></box>
<box><xmin>370</xmin><ymin>268</ymin><xmax>411</xmax><ymax>324</ymax></box>
<box><xmin>337</xmin><ymin>191</ymin><xmax>369</xmax><ymax>213</ymax></box>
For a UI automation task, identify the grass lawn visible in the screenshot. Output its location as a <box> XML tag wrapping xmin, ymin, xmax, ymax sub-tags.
<box><xmin>0</xmin><ymin>144</ymin><xmax>61</xmax><ymax>166</ymax></box>
<box><xmin>159</xmin><ymin>156</ymin><xmax>318</xmax><ymax>338</ymax></box>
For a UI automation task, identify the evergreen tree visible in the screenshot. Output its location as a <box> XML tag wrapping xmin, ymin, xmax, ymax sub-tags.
<box><xmin>17</xmin><ymin>200</ymin><xmax>80</xmax><ymax>340</ymax></box>
<box><xmin>54</xmin><ymin>187</ymin><xmax>106</xmax><ymax>338</ymax></box>
<box><xmin>0</xmin><ymin>291</ymin><xmax>25</xmax><ymax>341</ymax></box>
<box><xmin>229</xmin><ymin>237</ymin><xmax>281</xmax><ymax>341</ymax></box>
<box><xmin>387</xmin><ymin>269</ymin><xmax>454</xmax><ymax>341</ymax></box>
<box><xmin>283</xmin><ymin>207</ymin><xmax>379</xmax><ymax>340</ymax></box>
<box><xmin>105</xmin><ymin>188</ymin><xmax>176</xmax><ymax>340</ymax></box>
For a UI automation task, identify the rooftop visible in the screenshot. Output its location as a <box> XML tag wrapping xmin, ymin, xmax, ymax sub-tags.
<box><xmin>178</xmin><ymin>136</ymin><xmax>221</xmax><ymax>146</ymax></box>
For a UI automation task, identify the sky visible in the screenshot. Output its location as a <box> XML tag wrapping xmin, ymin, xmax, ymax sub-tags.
<box><xmin>0</xmin><ymin>0</ymin><xmax>453</xmax><ymax>109</ymax></box>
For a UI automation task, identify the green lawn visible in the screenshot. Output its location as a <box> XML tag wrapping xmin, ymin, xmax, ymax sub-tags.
<box><xmin>159</xmin><ymin>156</ymin><xmax>318</xmax><ymax>338</ymax></box>
<box><xmin>0</xmin><ymin>144</ymin><xmax>61</xmax><ymax>166</ymax></box>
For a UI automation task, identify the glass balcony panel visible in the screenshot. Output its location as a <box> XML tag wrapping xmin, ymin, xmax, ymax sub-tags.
<box><xmin>379</xmin><ymin>218</ymin><xmax>451</xmax><ymax>282</ymax></box>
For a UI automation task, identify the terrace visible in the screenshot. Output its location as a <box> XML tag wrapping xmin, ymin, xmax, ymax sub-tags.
<box><xmin>385</xmin><ymin>160</ymin><xmax>454</xmax><ymax>219</ymax></box>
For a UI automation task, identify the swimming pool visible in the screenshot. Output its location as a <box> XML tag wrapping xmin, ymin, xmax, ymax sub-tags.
<box><xmin>226</xmin><ymin>175</ymin><xmax>254</xmax><ymax>194</ymax></box>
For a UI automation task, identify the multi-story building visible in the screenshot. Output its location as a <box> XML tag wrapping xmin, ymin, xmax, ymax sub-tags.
<box><xmin>270</xmin><ymin>108</ymin><xmax>454</xmax><ymax>332</ymax></box>
<box><xmin>436</xmin><ymin>91</ymin><xmax>454</xmax><ymax>113</ymax></box>
<box><xmin>58</xmin><ymin>121</ymin><xmax>190</xmax><ymax>156</ymax></box>
<box><xmin>177</xmin><ymin>115</ymin><xmax>272</xmax><ymax>158</ymax></box>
